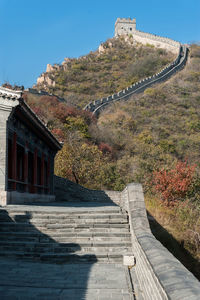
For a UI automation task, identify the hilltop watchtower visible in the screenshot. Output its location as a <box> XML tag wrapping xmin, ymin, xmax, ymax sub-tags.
<box><xmin>115</xmin><ymin>18</ymin><xmax>136</xmax><ymax>37</ymax></box>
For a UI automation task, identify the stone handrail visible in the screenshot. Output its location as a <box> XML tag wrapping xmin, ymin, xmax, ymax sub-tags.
<box><xmin>84</xmin><ymin>45</ymin><xmax>188</xmax><ymax>116</ymax></box>
<box><xmin>106</xmin><ymin>184</ymin><xmax>200</xmax><ymax>299</ymax></box>
<box><xmin>121</xmin><ymin>183</ymin><xmax>200</xmax><ymax>299</ymax></box>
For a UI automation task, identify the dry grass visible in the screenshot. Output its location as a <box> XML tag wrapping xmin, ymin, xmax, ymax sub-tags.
<box><xmin>145</xmin><ymin>194</ymin><xmax>200</xmax><ymax>280</ymax></box>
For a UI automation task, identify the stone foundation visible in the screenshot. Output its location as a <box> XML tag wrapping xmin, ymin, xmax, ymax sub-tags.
<box><xmin>0</xmin><ymin>191</ymin><xmax>55</xmax><ymax>206</ymax></box>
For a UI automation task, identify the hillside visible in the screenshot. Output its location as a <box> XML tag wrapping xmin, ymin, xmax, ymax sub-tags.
<box><xmin>94</xmin><ymin>44</ymin><xmax>200</xmax><ymax>278</ymax></box>
<box><xmin>34</xmin><ymin>36</ymin><xmax>175</xmax><ymax>108</ymax></box>
<box><xmin>96</xmin><ymin>44</ymin><xmax>200</xmax><ymax>185</ymax></box>
<box><xmin>21</xmin><ymin>42</ymin><xmax>200</xmax><ymax>278</ymax></box>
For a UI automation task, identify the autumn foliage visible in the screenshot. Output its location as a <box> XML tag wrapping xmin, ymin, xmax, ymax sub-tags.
<box><xmin>98</xmin><ymin>142</ymin><xmax>112</xmax><ymax>154</ymax></box>
<box><xmin>153</xmin><ymin>161</ymin><xmax>196</xmax><ymax>206</ymax></box>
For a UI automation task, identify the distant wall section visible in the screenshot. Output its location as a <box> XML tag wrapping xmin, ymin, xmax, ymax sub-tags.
<box><xmin>84</xmin><ymin>45</ymin><xmax>189</xmax><ymax>116</ymax></box>
<box><xmin>115</xmin><ymin>18</ymin><xmax>180</xmax><ymax>54</ymax></box>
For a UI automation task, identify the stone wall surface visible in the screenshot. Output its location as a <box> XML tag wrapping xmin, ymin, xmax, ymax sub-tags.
<box><xmin>0</xmin><ymin>97</ymin><xmax>19</xmax><ymax>192</ymax></box>
<box><xmin>131</xmin><ymin>30</ymin><xmax>180</xmax><ymax>54</ymax></box>
<box><xmin>84</xmin><ymin>45</ymin><xmax>188</xmax><ymax>117</ymax></box>
<box><xmin>115</xmin><ymin>18</ymin><xmax>180</xmax><ymax>53</ymax></box>
<box><xmin>117</xmin><ymin>183</ymin><xmax>200</xmax><ymax>300</ymax></box>
<box><xmin>54</xmin><ymin>175</ymin><xmax>115</xmax><ymax>203</ymax></box>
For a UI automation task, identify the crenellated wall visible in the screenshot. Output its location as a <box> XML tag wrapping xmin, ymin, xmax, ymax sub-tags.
<box><xmin>115</xmin><ymin>18</ymin><xmax>180</xmax><ymax>54</ymax></box>
<box><xmin>84</xmin><ymin>45</ymin><xmax>188</xmax><ymax>116</ymax></box>
<box><xmin>130</xmin><ymin>29</ymin><xmax>180</xmax><ymax>54</ymax></box>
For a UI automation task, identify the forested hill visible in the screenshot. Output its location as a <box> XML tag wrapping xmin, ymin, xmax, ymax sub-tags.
<box><xmin>34</xmin><ymin>36</ymin><xmax>175</xmax><ymax>108</ymax></box>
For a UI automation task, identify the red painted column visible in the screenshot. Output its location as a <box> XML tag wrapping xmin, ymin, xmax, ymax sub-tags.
<box><xmin>24</xmin><ymin>142</ymin><xmax>28</xmax><ymax>192</ymax></box>
<box><xmin>12</xmin><ymin>132</ymin><xmax>17</xmax><ymax>190</ymax></box>
<box><xmin>33</xmin><ymin>148</ymin><xmax>38</xmax><ymax>194</ymax></box>
<box><xmin>47</xmin><ymin>156</ymin><xmax>50</xmax><ymax>194</ymax></box>
<box><xmin>41</xmin><ymin>153</ymin><xmax>45</xmax><ymax>193</ymax></box>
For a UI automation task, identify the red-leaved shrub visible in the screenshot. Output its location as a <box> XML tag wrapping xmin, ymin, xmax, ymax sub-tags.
<box><xmin>153</xmin><ymin>161</ymin><xmax>196</xmax><ymax>206</ymax></box>
<box><xmin>99</xmin><ymin>142</ymin><xmax>112</xmax><ymax>154</ymax></box>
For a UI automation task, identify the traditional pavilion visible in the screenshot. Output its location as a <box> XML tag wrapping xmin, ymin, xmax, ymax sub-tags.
<box><xmin>0</xmin><ymin>86</ymin><xmax>62</xmax><ymax>206</ymax></box>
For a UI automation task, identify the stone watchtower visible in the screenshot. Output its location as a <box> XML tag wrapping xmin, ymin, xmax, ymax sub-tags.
<box><xmin>115</xmin><ymin>18</ymin><xmax>136</xmax><ymax>37</ymax></box>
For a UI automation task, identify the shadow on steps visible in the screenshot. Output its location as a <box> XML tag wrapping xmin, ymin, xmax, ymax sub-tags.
<box><xmin>0</xmin><ymin>209</ymin><xmax>98</xmax><ymax>299</ymax></box>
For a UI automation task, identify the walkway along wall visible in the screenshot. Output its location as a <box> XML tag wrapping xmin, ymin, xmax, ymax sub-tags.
<box><xmin>106</xmin><ymin>184</ymin><xmax>200</xmax><ymax>300</ymax></box>
<box><xmin>84</xmin><ymin>45</ymin><xmax>189</xmax><ymax>117</ymax></box>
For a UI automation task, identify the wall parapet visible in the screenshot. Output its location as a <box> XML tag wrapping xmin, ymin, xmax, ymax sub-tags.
<box><xmin>84</xmin><ymin>45</ymin><xmax>188</xmax><ymax>117</ymax></box>
<box><xmin>132</xmin><ymin>29</ymin><xmax>180</xmax><ymax>49</ymax></box>
<box><xmin>118</xmin><ymin>183</ymin><xmax>200</xmax><ymax>300</ymax></box>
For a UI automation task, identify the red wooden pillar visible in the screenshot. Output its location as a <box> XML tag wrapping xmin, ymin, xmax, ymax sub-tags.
<box><xmin>33</xmin><ymin>148</ymin><xmax>38</xmax><ymax>194</ymax></box>
<box><xmin>41</xmin><ymin>153</ymin><xmax>45</xmax><ymax>193</ymax></box>
<box><xmin>12</xmin><ymin>132</ymin><xmax>17</xmax><ymax>190</ymax></box>
<box><xmin>24</xmin><ymin>142</ymin><xmax>28</xmax><ymax>192</ymax></box>
<box><xmin>47</xmin><ymin>156</ymin><xmax>50</xmax><ymax>193</ymax></box>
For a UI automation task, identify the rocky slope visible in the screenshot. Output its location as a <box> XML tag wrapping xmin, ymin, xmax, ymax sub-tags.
<box><xmin>34</xmin><ymin>36</ymin><xmax>175</xmax><ymax>108</ymax></box>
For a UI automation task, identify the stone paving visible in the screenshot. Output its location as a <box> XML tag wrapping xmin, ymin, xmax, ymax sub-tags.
<box><xmin>0</xmin><ymin>258</ymin><xmax>134</xmax><ymax>300</ymax></box>
<box><xmin>0</xmin><ymin>202</ymin><xmax>139</xmax><ymax>299</ymax></box>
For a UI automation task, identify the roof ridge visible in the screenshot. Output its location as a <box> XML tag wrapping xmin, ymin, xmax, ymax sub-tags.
<box><xmin>0</xmin><ymin>86</ymin><xmax>22</xmax><ymax>99</ymax></box>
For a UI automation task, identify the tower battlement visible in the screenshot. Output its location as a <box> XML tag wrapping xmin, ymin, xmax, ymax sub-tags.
<box><xmin>115</xmin><ymin>18</ymin><xmax>136</xmax><ymax>37</ymax></box>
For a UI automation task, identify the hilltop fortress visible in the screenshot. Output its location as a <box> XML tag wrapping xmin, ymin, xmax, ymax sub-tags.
<box><xmin>115</xmin><ymin>18</ymin><xmax>180</xmax><ymax>54</ymax></box>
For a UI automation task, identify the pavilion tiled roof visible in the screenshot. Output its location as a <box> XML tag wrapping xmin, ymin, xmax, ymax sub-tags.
<box><xmin>0</xmin><ymin>86</ymin><xmax>62</xmax><ymax>151</ymax></box>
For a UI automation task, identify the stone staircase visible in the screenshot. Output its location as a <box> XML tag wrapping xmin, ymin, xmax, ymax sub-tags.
<box><xmin>0</xmin><ymin>204</ymin><xmax>132</xmax><ymax>263</ymax></box>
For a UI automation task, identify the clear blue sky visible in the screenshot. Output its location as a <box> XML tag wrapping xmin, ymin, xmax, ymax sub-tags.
<box><xmin>0</xmin><ymin>0</ymin><xmax>199</xmax><ymax>88</ymax></box>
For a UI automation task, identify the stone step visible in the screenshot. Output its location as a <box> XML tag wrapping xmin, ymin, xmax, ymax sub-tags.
<box><xmin>0</xmin><ymin>231</ymin><xmax>131</xmax><ymax>238</ymax></box>
<box><xmin>0</xmin><ymin>224</ymin><xmax>130</xmax><ymax>233</ymax></box>
<box><xmin>2</xmin><ymin>213</ymin><xmax>125</xmax><ymax>219</ymax></box>
<box><xmin>0</xmin><ymin>245</ymin><xmax>132</xmax><ymax>255</ymax></box>
<box><xmin>0</xmin><ymin>216</ymin><xmax>127</xmax><ymax>224</ymax></box>
<box><xmin>0</xmin><ymin>208</ymin><xmax>121</xmax><ymax>215</ymax></box>
<box><xmin>0</xmin><ymin>250</ymin><xmax>132</xmax><ymax>263</ymax></box>
<box><xmin>0</xmin><ymin>234</ymin><xmax>130</xmax><ymax>244</ymax></box>
<box><xmin>0</xmin><ymin>240</ymin><xmax>132</xmax><ymax>248</ymax></box>
<box><xmin>31</xmin><ymin>219</ymin><xmax>128</xmax><ymax>225</ymax></box>
<box><xmin>0</xmin><ymin>236</ymin><xmax>131</xmax><ymax>244</ymax></box>
<box><xmin>0</xmin><ymin>246</ymin><xmax>132</xmax><ymax>257</ymax></box>
<box><xmin>0</xmin><ymin>224</ymin><xmax>130</xmax><ymax>235</ymax></box>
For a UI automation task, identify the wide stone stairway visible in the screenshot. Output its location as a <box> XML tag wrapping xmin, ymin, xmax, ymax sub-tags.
<box><xmin>0</xmin><ymin>202</ymin><xmax>137</xmax><ymax>300</ymax></box>
<box><xmin>0</xmin><ymin>203</ymin><xmax>132</xmax><ymax>263</ymax></box>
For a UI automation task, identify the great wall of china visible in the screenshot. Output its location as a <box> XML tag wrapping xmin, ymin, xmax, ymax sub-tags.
<box><xmin>84</xmin><ymin>45</ymin><xmax>188</xmax><ymax>116</ymax></box>
<box><xmin>1</xmin><ymin>19</ymin><xmax>198</xmax><ymax>299</ymax></box>
<box><xmin>84</xmin><ymin>18</ymin><xmax>189</xmax><ymax>116</ymax></box>
<box><xmin>82</xmin><ymin>21</ymin><xmax>200</xmax><ymax>299</ymax></box>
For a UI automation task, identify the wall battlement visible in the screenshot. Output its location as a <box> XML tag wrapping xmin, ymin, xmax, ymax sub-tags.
<box><xmin>115</xmin><ymin>18</ymin><xmax>136</xmax><ymax>36</ymax></box>
<box><xmin>115</xmin><ymin>18</ymin><xmax>180</xmax><ymax>54</ymax></box>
